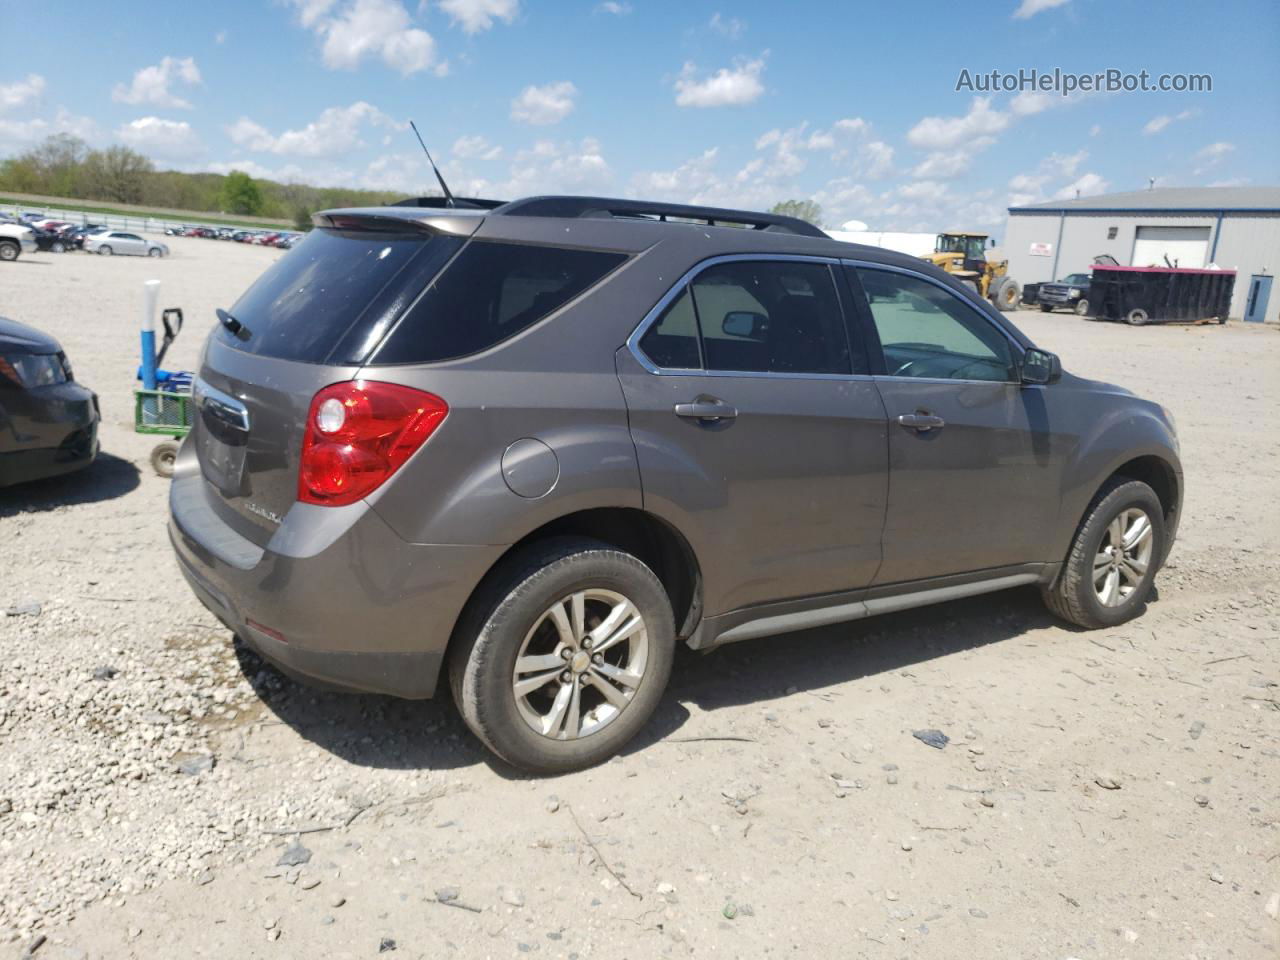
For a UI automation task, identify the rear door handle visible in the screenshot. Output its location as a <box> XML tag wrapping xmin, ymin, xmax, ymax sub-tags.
<box><xmin>674</xmin><ymin>399</ymin><xmax>738</xmax><ymax>422</ymax></box>
<box><xmin>897</xmin><ymin>413</ymin><xmax>946</xmax><ymax>431</ymax></box>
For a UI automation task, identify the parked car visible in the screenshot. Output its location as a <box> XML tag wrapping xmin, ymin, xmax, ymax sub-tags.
<box><xmin>0</xmin><ymin>316</ymin><xmax>99</xmax><ymax>486</ymax></box>
<box><xmin>231</xmin><ymin>230</ymin><xmax>253</xmax><ymax>243</ymax></box>
<box><xmin>30</xmin><ymin>228</ymin><xmax>72</xmax><ymax>253</ymax></box>
<box><xmin>1032</xmin><ymin>273</ymin><xmax>1093</xmax><ymax>314</ymax></box>
<box><xmin>84</xmin><ymin>231</ymin><xmax>169</xmax><ymax>258</ymax></box>
<box><xmin>169</xmin><ymin>195</ymin><xmax>1183</xmax><ymax>773</ymax></box>
<box><xmin>0</xmin><ymin>222</ymin><xmax>37</xmax><ymax>261</ymax></box>
<box><xmin>63</xmin><ymin>225</ymin><xmax>106</xmax><ymax>249</ymax></box>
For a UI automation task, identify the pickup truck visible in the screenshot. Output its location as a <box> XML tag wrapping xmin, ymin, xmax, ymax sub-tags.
<box><xmin>1025</xmin><ymin>272</ymin><xmax>1092</xmax><ymax>315</ymax></box>
<box><xmin>0</xmin><ymin>222</ymin><xmax>38</xmax><ymax>262</ymax></box>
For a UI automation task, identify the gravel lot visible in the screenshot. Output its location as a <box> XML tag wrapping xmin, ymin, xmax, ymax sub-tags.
<box><xmin>1</xmin><ymin>238</ymin><xmax>1277</xmax><ymax>958</ymax></box>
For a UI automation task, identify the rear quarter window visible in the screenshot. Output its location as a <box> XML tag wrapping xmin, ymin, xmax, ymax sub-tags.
<box><xmin>370</xmin><ymin>241</ymin><xmax>627</xmax><ymax>364</ymax></box>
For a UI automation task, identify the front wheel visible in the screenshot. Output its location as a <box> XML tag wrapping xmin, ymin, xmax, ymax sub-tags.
<box><xmin>148</xmin><ymin>248</ymin><xmax>162</xmax><ymax>258</ymax></box>
<box><xmin>51</xmin><ymin>241</ymin><xmax>66</xmax><ymax>253</ymax></box>
<box><xmin>1042</xmin><ymin>478</ymin><xmax>1165</xmax><ymax>629</ymax></box>
<box><xmin>1074</xmin><ymin>299</ymin><xmax>1090</xmax><ymax>316</ymax></box>
<box><xmin>449</xmin><ymin>537</ymin><xmax>675</xmax><ymax>774</ymax></box>
<box><xmin>1040</xmin><ymin>303</ymin><xmax>1054</xmax><ymax>313</ymax></box>
<box><xmin>993</xmin><ymin>279</ymin><xmax>1020</xmax><ymax>312</ymax></box>
<box><xmin>1126</xmin><ymin>308</ymin><xmax>1149</xmax><ymax>325</ymax></box>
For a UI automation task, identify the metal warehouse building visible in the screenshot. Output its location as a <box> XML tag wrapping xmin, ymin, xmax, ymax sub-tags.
<box><xmin>1003</xmin><ymin>187</ymin><xmax>1280</xmax><ymax>322</ymax></box>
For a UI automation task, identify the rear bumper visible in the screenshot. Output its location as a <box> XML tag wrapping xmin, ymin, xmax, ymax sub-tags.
<box><xmin>168</xmin><ymin>471</ymin><xmax>504</xmax><ymax>699</ymax></box>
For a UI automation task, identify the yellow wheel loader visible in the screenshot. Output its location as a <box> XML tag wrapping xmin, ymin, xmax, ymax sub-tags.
<box><xmin>924</xmin><ymin>232</ymin><xmax>1021</xmax><ymax>312</ymax></box>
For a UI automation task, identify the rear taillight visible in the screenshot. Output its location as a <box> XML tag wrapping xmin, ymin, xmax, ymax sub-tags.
<box><xmin>298</xmin><ymin>380</ymin><xmax>448</xmax><ymax>507</ymax></box>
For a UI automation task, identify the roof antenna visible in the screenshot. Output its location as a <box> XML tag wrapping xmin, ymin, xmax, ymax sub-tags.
<box><xmin>1148</xmin><ymin>177</ymin><xmax>1156</xmax><ymax>191</ymax></box>
<box><xmin>409</xmin><ymin>120</ymin><xmax>455</xmax><ymax>207</ymax></box>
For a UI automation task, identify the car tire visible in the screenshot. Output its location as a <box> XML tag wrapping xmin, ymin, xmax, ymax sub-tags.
<box><xmin>1126</xmin><ymin>308</ymin><xmax>1148</xmax><ymax>325</ymax></box>
<box><xmin>98</xmin><ymin>245</ymin><xmax>113</xmax><ymax>256</ymax></box>
<box><xmin>1040</xmin><ymin>304</ymin><xmax>1054</xmax><ymax>312</ymax></box>
<box><xmin>0</xmin><ymin>240</ymin><xmax>17</xmax><ymax>262</ymax></box>
<box><xmin>1074</xmin><ymin>299</ymin><xmax>1090</xmax><ymax>316</ymax></box>
<box><xmin>1042</xmin><ymin>478</ymin><xmax>1165</xmax><ymax>629</ymax></box>
<box><xmin>449</xmin><ymin>536</ymin><xmax>676</xmax><ymax>774</ymax></box>
<box><xmin>150</xmin><ymin>441</ymin><xmax>179</xmax><ymax>478</ymax></box>
<box><xmin>51</xmin><ymin>241</ymin><xmax>65</xmax><ymax>253</ymax></box>
<box><xmin>148</xmin><ymin>248</ymin><xmax>162</xmax><ymax>258</ymax></box>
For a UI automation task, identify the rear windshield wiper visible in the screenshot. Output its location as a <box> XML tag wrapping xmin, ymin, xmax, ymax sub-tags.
<box><xmin>217</xmin><ymin>308</ymin><xmax>250</xmax><ymax>339</ymax></box>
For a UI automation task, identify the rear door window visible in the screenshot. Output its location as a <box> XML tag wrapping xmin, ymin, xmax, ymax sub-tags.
<box><xmin>691</xmin><ymin>260</ymin><xmax>853</xmax><ymax>375</ymax></box>
<box><xmin>218</xmin><ymin>228</ymin><xmax>463</xmax><ymax>364</ymax></box>
<box><xmin>372</xmin><ymin>241</ymin><xmax>627</xmax><ymax>364</ymax></box>
<box><xmin>637</xmin><ymin>288</ymin><xmax>701</xmax><ymax>369</ymax></box>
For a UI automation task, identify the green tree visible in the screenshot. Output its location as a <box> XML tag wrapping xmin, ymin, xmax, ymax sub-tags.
<box><xmin>219</xmin><ymin>170</ymin><xmax>265</xmax><ymax>215</ymax></box>
<box><xmin>770</xmin><ymin>199</ymin><xmax>823</xmax><ymax>227</ymax></box>
<box><xmin>81</xmin><ymin>146</ymin><xmax>153</xmax><ymax>203</ymax></box>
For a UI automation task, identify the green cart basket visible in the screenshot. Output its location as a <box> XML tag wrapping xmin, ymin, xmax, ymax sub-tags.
<box><xmin>135</xmin><ymin>386</ymin><xmax>194</xmax><ymax>477</ymax></box>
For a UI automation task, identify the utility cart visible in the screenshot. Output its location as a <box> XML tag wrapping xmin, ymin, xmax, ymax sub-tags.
<box><xmin>134</xmin><ymin>288</ymin><xmax>194</xmax><ymax>477</ymax></box>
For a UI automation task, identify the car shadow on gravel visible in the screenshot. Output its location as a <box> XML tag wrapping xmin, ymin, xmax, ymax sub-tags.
<box><xmin>0</xmin><ymin>452</ymin><xmax>140</xmax><ymax>517</ymax></box>
<box><xmin>231</xmin><ymin>585</ymin><xmax>1111</xmax><ymax>778</ymax></box>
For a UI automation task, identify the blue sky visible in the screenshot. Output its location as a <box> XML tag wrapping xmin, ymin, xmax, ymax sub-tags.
<box><xmin>2</xmin><ymin>0</ymin><xmax>1276</xmax><ymax>232</ymax></box>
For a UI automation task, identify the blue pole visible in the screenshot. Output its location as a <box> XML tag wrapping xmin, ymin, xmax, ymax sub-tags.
<box><xmin>140</xmin><ymin>279</ymin><xmax>160</xmax><ymax>389</ymax></box>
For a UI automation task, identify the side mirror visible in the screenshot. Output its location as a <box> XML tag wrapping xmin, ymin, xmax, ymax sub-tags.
<box><xmin>722</xmin><ymin>310</ymin><xmax>768</xmax><ymax>339</ymax></box>
<box><xmin>1021</xmin><ymin>348</ymin><xmax>1062</xmax><ymax>385</ymax></box>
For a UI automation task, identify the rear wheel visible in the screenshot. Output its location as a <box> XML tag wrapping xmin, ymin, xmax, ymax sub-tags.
<box><xmin>51</xmin><ymin>240</ymin><xmax>66</xmax><ymax>253</ymax></box>
<box><xmin>1042</xmin><ymin>478</ymin><xmax>1164</xmax><ymax>629</ymax></box>
<box><xmin>150</xmin><ymin>441</ymin><xmax>179</xmax><ymax>478</ymax></box>
<box><xmin>1126</xmin><ymin>308</ymin><xmax>1149</xmax><ymax>325</ymax></box>
<box><xmin>449</xmin><ymin>537</ymin><xmax>676</xmax><ymax>773</ymax></box>
<box><xmin>98</xmin><ymin>245</ymin><xmax>113</xmax><ymax>256</ymax></box>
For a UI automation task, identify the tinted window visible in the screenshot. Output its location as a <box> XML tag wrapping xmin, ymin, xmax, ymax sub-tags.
<box><xmin>854</xmin><ymin>268</ymin><xmax>1014</xmax><ymax>382</ymax></box>
<box><xmin>221</xmin><ymin>228</ymin><xmax>461</xmax><ymax>363</ymax></box>
<box><xmin>691</xmin><ymin>261</ymin><xmax>852</xmax><ymax>375</ymax></box>
<box><xmin>638</xmin><ymin>287</ymin><xmax>701</xmax><ymax>369</ymax></box>
<box><xmin>374</xmin><ymin>241</ymin><xmax>626</xmax><ymax>364</ymax></box>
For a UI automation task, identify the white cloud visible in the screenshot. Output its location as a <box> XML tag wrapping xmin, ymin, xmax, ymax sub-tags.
<box><xmin>0</xmin><ymin>74</ymin><xmax>45</xmax><ymax>112</ymax></box>
<box><xmin>451</xmin><ymin>134</ymin><xmax>502</xmax><ymax>161</ymax></box>
<box><xmin>461</xmin><ymin>137</ymin><xmax>611</xmax><ymax>198</ymax></box>
<box><xmin>226</xmin><ymin>102</ymin><xmax>403</xmax><ymax>157</ymax></box>
<box><xmin>289</xmin><ymin>0</ymin><xmax>439</xmax><ymax>75</ymax></box>
<box><xmin>0</xmin><ymin>108</ymin><xmax>99</xmax><ymax>152</ymax></box>
<box><xmin>709</xmin><ymin>13</ymin><xmax>746</xmax><ymax>38</ymax></box>
<box><xmin>1193</xmin><ymin>141</ymin><xmax>1234</xmax><ymax>175</ymax></box>
<box><xmin>834</xmin><ymin>117</ymin><xmax>868</xmax><ymax>135</ymax></box>
<box><xmin>111</xmin><ymin>57</ymin><xmax>202</xmax><ymax>109</ymax></box>
<box><xmin>911</xmin><ymin>150</ymin><xmax>978</xmax><ymax>180</ymax></box>
<box><xmin>674</xmin><ymin>58</ymin><xmax>765</xmax><ymax>108</ymax></box>
<box><xmin>510</xmin><ymin>81</ymin><xmax>577</xmax><ymax>126</ymax></box>
<box><xmin>907</xmin><ymin>97</ymin><xmax>1008</xmax><ymax>150</ymax></box>
<box><xmin>438</xmin><ymin>0</ymin><xmax>518</xmax><ymax>33</ymax></box>
<box><xmin>215</xmin><ymin>29</ymin><xmax>228</xmax><ymax>44</ymax></box>
<box><xmin>1142</xmin><ymin>109</ymin><xmax>1197</xmax><ymax>135</ymax></box>
<box><xmin>595</xmin><ymin>0</ymin><xmax>631</xmax><ymax>12</ymax></box>
<box><xmin>1053</xmin><ymin>172</ymin><xmax>1108</xmax><ymax>199</ymax></box>
<box><xmin>1012</xmin><ymin>0</ymin><xmax>1069</xmax><ymax>19</ymax></box>
<box><xmin>858</xmin><ymin>140</ymin><xmax>895</xmax><ymax>180</ymax></box>
<box><xmin>116</xmin><ymin>117</ymin><xmax>204</xmax><ymax>161</ymax></box>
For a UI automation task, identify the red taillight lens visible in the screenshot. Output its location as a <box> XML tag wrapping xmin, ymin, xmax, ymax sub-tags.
<box><xmin>298</xmin><ymin>380</ymin><xmax>448</xmax><ymax>507</ymax></box>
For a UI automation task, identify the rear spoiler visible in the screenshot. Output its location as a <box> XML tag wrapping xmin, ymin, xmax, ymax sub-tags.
<box><xmin>391</xmin><ymin>196</ymin><xmax>507</xmax><ymax>210</ymax></box>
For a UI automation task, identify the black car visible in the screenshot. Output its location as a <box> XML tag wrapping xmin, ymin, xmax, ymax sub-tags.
<box><xmin>30</xmin><ymin>228</ymin><xmax>74</xmax><ymax>253</ymax></box>
<box><xmin>0</xmin><ymin>317</ymin><xmax>99</xmax><ymax>487</ymax></box>
<box><xmin>1027</xmin><ymin>273</ymin><xmax>1092</xmax><ymax>314</ymax></box>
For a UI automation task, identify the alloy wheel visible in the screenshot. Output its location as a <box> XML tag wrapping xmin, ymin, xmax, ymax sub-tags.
<box><xmin>512</xmin><ymin>589</ymin><xmax>649</xmax><ymax>741</ymax></box>
<box><xmin>1093</xmin><ymin>507</ymin><xmax>1154</xmax><ymax>606</ymax></box>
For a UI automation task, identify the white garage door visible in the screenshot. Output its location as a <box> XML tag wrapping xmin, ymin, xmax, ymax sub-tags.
<box><xmin>1131</xmin><ymin>225</ymin><xmax>1210</xmax><ymax>268</ymax></box>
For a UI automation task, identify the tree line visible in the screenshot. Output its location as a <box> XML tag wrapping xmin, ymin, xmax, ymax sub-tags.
<box><xmin>0</xmin><ymin>134</ymin><xmax>409</xmax><ymax>229</ymax></box>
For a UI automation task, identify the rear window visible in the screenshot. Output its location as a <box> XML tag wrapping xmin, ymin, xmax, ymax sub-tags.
<box><xmin>370</xmin><ymin>241</ymin><xmax>627</xmax><ymax>364</ymax></box>
<box><xmin>219</xmin><ymin>228</ymin><xmax>463</xmax><ymax>364</ymax></box>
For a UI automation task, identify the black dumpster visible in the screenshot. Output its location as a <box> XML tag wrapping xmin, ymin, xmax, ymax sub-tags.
<box><xmin>1088</xmin><ymin>265</ymin><xmax>1235</xmax><ymax>325</ymax></box>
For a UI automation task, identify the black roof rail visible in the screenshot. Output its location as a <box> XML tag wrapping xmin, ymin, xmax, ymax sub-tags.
<box><xmin>391</xmin><ymin>195</ymin><xmax>508</xmax><ymax>210</ymax></box>
<box><xmin>492</xmin><ymin>195</ymin><xmax>827</xmax><ymax>238</ymax></box>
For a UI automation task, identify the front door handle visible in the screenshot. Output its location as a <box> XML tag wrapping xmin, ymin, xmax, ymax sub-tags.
<box><xmin>674</xmin><ymin>399</ymin><xmax>738</xmax><ymax>422</ymax></box>
<box><xmin>897</xmin><ymin>412</ymin><xmax>946</xmax><ymax>432</ymax></box>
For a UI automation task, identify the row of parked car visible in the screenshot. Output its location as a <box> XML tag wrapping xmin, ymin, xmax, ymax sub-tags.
<box><xmin>164</xmin><ymin>224</ymin><xmax>303</xmax><ymax>248</ymax></box>
<box><xmin>0</xmin><ymin>213</ymin><xmax>170</xmax><ymax>259</ymax></box>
